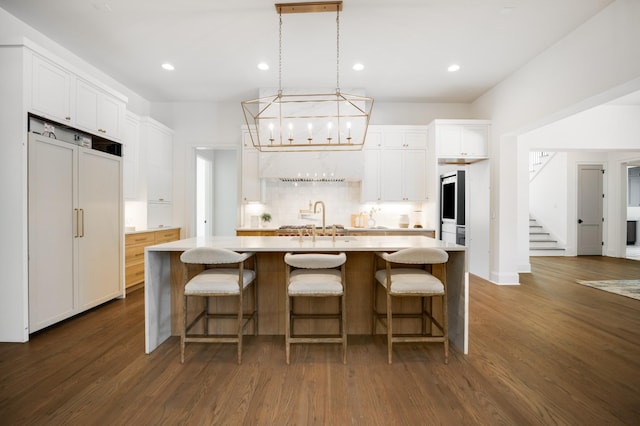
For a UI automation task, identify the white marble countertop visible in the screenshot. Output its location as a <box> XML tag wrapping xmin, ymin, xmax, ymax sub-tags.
<box><xmin>146</xmin><ymin>235</ymin><xmax>464</xmax><ymax>253</ymax></box>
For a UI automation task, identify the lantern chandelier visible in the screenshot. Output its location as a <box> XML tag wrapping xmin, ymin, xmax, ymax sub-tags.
<box><xmin>241</xmin><ymin>1</ymin><xmax>374</xmax><ymax>152</ymax></box>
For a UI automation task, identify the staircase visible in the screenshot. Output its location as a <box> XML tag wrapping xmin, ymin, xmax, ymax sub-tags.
<box><xmin>530</xmin><ymin>151</ymin><xmax>550</xmax><ymax>179</ymax></box>
<box><xmin>529</xmin><ymin>217</ymin><xmax>565</xmax><ymax>256</ymax></box>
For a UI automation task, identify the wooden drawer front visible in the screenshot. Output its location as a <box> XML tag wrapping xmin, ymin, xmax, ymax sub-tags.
<box><xmin>125</xmin><ymin>244</ymin><xmax>146</xmax><ymax>265</ymax></box>
<box><xmin>237</xmin><ymin>230</ymin><xmax>275</xmax><ymax>236</ymax></box>
<box><xmin>125</xmin><ymin>232</ymin><xmax>155</xmax><ymax>246</ymax></box>
<box><xmin>155</xmin><ymin>228</ymin><xmax>180</xmax><ymax>243</ymax></box>
<box><xmin>125</xmin><ymin>261</ymin><xmax>145</xmax><ymax>287</ymax></box>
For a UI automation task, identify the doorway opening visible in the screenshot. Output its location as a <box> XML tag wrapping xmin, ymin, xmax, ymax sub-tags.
<box><xmin>195</xmin><ymin>148</ymin><xmax>238</xmax><ymax>237</ymax></box>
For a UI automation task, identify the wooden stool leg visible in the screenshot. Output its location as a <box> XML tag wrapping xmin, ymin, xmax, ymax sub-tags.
<box><xmin>372</xmin><ymin>281</ymin><xmax>377</xmax><ymax>335</ymax></box>
<box><xmin>181</xmin><ymin>294</ymin><xmax>187</xmax><ymax>364</ymax></box>
<box><xmin>237</xmin><ymin>293</ymin><xmax>243</xmax><ymax>365</ymax></box>
<box><xmin>442</xmin><ymin>293</ymin><xmax>449</xmax><ymax>365</ymax></box>
<box><xmin>342</xmin><ymin>294</ymin><xmax>347</xmax><ymax>364</ymax></box>
<box><xmin>386</xmin><ymin>291</ymin><xmax>393</xmax><ymax>364</ymax></box>
<box><xmin>285</xmin><ymin>293</ymin><xmax>291</xmax><ymax>365</ymax></box>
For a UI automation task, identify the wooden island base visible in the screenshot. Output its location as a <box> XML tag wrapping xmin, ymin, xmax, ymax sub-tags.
<box><xmin>146</xmin><ymin>236</ymin><xmax>467</xmax><ymax>354</ymax></box>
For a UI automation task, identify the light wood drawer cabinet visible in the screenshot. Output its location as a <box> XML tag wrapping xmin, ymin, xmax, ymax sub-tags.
<box><xmin>125</xmin><ymin>228</ymin><xmax>180</xmax><ymax>290</ymax></box>
<box><xmin>125</xmin><ymin>231</ymin><xmax>155</xmax><ymax>246</ymax></box>
<box><xmin>125</xmin><ymin>262</ymin><xmax>145</xmax><ymax>288</ymax></box>
<box><xmin>155</xmin><ymin>228</ymin><xmax>181</xmax><ymax>243</ymax></box>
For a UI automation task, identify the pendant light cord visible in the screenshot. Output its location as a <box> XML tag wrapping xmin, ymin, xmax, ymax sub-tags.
<box><xmin>278</xmin><ymin>11</ymin><xmax>283</xmax><ymax>95</ymax></box>
<box><xmin>336</xmin><ymin>8</ymin><xmax>340</xmax><ymax>92</ymax></box>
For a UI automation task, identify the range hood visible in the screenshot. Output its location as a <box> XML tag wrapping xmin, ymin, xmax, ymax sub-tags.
<box><xmin>259</xmin><ymin>151</ymin><xmax>364</xmax><ymax>181</ymax></box>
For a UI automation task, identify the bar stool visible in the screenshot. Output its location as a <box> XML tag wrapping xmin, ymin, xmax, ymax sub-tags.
<box><xmin>179</xmin><ymin>247</ymin><xmax>257</xmax><ymax>364</ymax></box>
<box><xmin>373</xmin><ymin>247</ymin><xmax>449</xmax><ymax>364</ymax></box>
<box><xmin>284</xmin><ymin>252</ymin><xmax>347</xmax><ymax>364</ymax></box>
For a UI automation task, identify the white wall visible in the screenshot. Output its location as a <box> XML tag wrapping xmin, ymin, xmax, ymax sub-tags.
<box><xmin>471</xmin><ymin>0</ymin><xmax>640</xmax><ymax>284</ymax></box>
<box><xmin>371</xmin><ymin>102</ymin><xmax>472</xmax><ymax>125</ymax></box>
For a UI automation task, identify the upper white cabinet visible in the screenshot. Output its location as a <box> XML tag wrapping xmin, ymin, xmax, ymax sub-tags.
<box><xmin>241</xmin><ymin>130</ymin><xmax>262</xmax><ymax>202</ymax></box>
<box><xmin>143</xmin><ymin>118</ymin><xmax>174</xmax><ymax>203</ymax></box>
<box><xmin>30</xmin><ymin>54</ymin><xmax>73</xmax><ymax>124</ymax></box>
<box><xmin>75</xmin><ymin>79</ymin><xmax>125</xmax><ymax>141</ymax></box>
<box><xmin>362</xmin><ymin>126</ymin><xmax>429</xmax><ymax>202</ymax></box>
<box><xmin>361</xmin><ymin>130</ymin><xmax>382</xmax><ymax>202</ymax></box>
<box><xmin>431</xmin><ymin>119</ymin><xmax>491</xmax><ymax>162</ymax></box>
<box><xmin>28</xmin><ymin>50</ymin><xmax>127</xmax><ymax>141</ymax></box>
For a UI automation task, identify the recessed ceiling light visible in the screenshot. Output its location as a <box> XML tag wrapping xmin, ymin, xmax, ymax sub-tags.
<box><xmin>447</xmin><ymin>64</ymin><xmax>460</xmax><ymax>72</ymax></box>
<box><xmin>353</xmin><ymin>63</ymin><xmax>364</xmax><ymax>71</ymax></box>
<box><xmin>257</xmin><ymin>62</ymin><xmax>269</xmax><ymax>71</ymax></box>
<box><xmin>161</xmin><ymin>63</ymin><xmax>175</xmax><ymax>71</ymax></box>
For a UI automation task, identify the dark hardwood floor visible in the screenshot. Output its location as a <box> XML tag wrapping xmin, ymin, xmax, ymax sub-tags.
<box><xmin>1</xmin><ymin>256</ymin><xmax>639</xmax><ymax>424</ymax></box>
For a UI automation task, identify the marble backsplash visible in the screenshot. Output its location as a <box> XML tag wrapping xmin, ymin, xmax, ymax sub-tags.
<box><xmin>241</xmin><ymin>180</ymin><xmax>431</xmax><ymax>229</ymax></box>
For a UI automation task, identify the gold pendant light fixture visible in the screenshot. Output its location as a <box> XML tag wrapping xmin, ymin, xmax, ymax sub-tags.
<box><xmin>241</xmin><ymin>1</ymin><xmax>374</xmax><ymax>152</ymax></box>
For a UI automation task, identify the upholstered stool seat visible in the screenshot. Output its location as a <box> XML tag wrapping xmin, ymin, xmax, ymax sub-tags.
<box><xmin>373</xmin><ymin>247</ymin><xmax>449</xmax><ymax>364</ymax></box>
<box><xmin>288</xmin><ymin>269</ymin><xmax>344</xmax><ymax>295</ymax></box>
<box><xmin>180</xmin><ymin>247</ymin><xmax>257</xmax><ymax>364</ymax></box>
<box><xmin>284</xmin><ymin>252</ymin><xmax>347</xmax><ymax>364</ymax></box>
<box><xmin>185</xmin><ymin>268</ymin><xmax>256</xmax><ymax>295</ymax></box>
<box><xmin>374</xmin><ymin>269</ymin><xmax>445</xmax><ymax>294</ymax></box>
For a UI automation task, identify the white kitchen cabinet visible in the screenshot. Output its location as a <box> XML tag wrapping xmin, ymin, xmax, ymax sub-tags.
<box><xmin>361</xmin><ymin>130</ymin><xmax>382</xmax><ymax>202</ymax></box>
<box><xmin>29</xmin><ymin>50</ymin><xmax>127</xmax><ymax>141</ymax></box>
<box><xmin>363</xmin><ymin>126</ymin><xmax>428</xmax><ymax>202</ymax></box>
<box><xmin>143</xmin><ymin>118</ymin><xmax>173</xmax><ymax>203</ymax></box>
<box><xmin>241</xmin><ymin>130</ymin><xmax>262</xmax><ymax>202</ymax></box>
<box><xmin>362</xmin><ymin>148</ymin><xmax>381</xmax><ymax>201</ymax></box>
<box><xmin>75</xmin><ymin>78</ymin><xmax>125</xmax><ymax>141</ymax></box>
<box><xmin>432</xmin><ymin>120</ymin><xmax>490</xmax><ymax>161</ymax></box>
<box><xmin>142</xmin><ymin>118</ymin><xmax>174</xmax><ymax>229</ymax></box>
<box><xmin>380</xmin><ymin>148</ymin><xmax>427</xmax><ymax>201</ymax></box>
<box><xmin>28</xmin><ymin>133</ymin><xmax>122</xmax><ymax>332</ymax></box>
<box><xmin>123</xmin><ymin>111</ymin><xmax>140</xmax><ymax>200</ymax></box>
<box><xmin>381</xmin><ymin>129</ymin><xmax>427</xmax><ymax>150</ymax></box>
<box><xmin>147</xmin><ymin>202</ymin><xmax>173</xmax><ymax>229</ymax></box>
<box><xmin>30</xmin><ymin>54</ymin><xmax>73</xmax><ymax>124</ymax></box>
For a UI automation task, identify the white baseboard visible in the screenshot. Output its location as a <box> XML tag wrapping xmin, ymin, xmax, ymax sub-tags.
<box><xmin>489</xmin><ymin>271</ymin><xmax>520</xmax><ymax>285</ymax></box>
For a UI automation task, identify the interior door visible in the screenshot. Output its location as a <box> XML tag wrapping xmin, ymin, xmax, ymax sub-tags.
<box><xmin>577</xmin><ymin>164</ymin><xmax>603</xmax><ymax>255</ymax></box>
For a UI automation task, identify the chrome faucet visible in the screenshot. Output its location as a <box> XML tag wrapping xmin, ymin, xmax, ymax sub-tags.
<box><xmin>313</xmin><ymin>200</ymin><xmax>326</xmax><ymax>234</ymax></box>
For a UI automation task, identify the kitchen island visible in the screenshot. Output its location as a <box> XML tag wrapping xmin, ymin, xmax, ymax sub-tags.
<box><xmin>144</xmin><ymin>235</ymin><xmax>467</xmax><ymax>354</ymax></box>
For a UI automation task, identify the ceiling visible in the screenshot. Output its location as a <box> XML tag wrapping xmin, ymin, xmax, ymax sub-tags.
<box><xmin>0</xmin><ymin>0</ymin><xmax>618</xmax><ymax>104</ymax></box>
